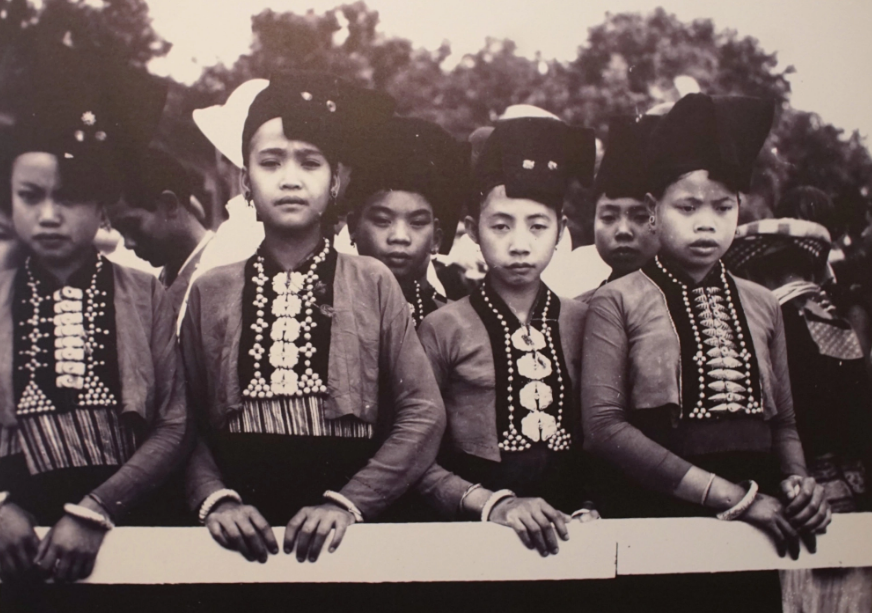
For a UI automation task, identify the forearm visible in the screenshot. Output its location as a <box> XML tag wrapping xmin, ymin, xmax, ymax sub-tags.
<box><xmin>184</xmin><ymin>436</ymin><xmax>229</xmax><ymax>513</ymax></box>
<box><xmin>339</xmin><ymin>400</ymin><xmax>445</xmax><ymax>519</ymax></box>
<box><xmin>90</xmin><ymin>414</ymin><xmax>188</xmax><ymax>520</ymax></box>
<box><xmin>415</xmin><ymin>462</ymin><xmax>475</xmax><ymax>520</ymax></box>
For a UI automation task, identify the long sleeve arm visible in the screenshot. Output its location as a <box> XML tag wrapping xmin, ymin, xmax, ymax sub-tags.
<box><xmin>179</xmin><ymin>283</ymin><xmax>229</xmax><ymax>513</ymax></box>
<box><xmin>581</xmin><ymin>293</ymin><xmax>693</xmax><ymax>495</ymax></box>
<box><xmin>338</xmin><ymin>279</ymin><xmax>447</xmax><ymax>520</ymax></box>
<box><xmin>90</xmin><ymin>281</ymin><xmax>191</xmax><ymax>520</ymax></box>
<box><xmin>766</xmin><ymin>304</ymin><xmax>807</xmax><ymax>478</ymax></box>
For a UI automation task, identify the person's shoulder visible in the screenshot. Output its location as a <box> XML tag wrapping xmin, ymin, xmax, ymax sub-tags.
<box><xmin>732</xmin><ymin>275</ymin><xmax>778</xmax><ymax>308</ymax></box>
<box><xmin>591</xmin><ymin>270</ymin><xmax>650</xmax><ymax>302</ymax></box>
<box><xmin>337</xmin><ymin>252</ymin><xmax>394</xmax><ymax>281</ymax></box>
<box><xmin>110</xmin><ymin>260</ymin><xmax>161</xmax><ymax>292</ymax></box>
<box><xmin>419</xmin><ymin>296</ymin><xmax>477</xmax><ymax>339</ymax></box>
<box><xmin>192</xmin><ymin>260</ymin><xmax>247</xmax><ymax>292</ymax></box>
<box><xmin>559</xmin><ymin>293</ymin><xmax>589</xmax><ymax>320</ymax></box>
<box><xmin>0</xmin><ymin>267</ymin><xmax>16</xmax><ymax>286</ymax></box>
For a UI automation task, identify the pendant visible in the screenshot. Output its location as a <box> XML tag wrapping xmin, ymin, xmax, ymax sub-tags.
<box><xmin>519</xmin><ymin>380</ymin><xmax>553</xmax><ymax>411</ymax></box>
<box><xmin>511</xmin><ymin>326</ymin><xmax>546</xmax><ymax>352</ymax></box>
<box><xmin>521</xmin><ymin>411</ymin><xmax>557</xmax><ymax>442</ymax></box>
<box><xmin>517</xmin><ymin>352</ymin><xmax>552</xmax><ymax>380</ymax></box>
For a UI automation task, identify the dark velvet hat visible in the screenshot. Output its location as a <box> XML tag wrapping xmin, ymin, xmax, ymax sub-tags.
<box><xmin>345</xmin><ymin>116</ymin><xmax>470</xmax><ymax>254</ymax></box>
<box><xmin>7</xmin><ymin>43</ymin><xmax>168</xmax><ymax>204</ymax></box>
<box><xmin>241</xmin><ymin>72</ymin><xmax>396</xmax><ymax>167</ymax></box>
<box><xmin>594</xmin><ymin>114</ymin><xmax>660</xmax><ymax>201</ymax></box>
<box><xmin>473</xmin><ymin>117</ymin><xmax>596</xmax><ymax>211</ymax></box>
<box><xmin>646</xmin><ymin>93</ymin><xmax>774</xmax><ymax>195</ymax></box>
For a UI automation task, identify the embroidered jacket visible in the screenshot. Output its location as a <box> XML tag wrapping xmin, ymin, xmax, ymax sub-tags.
<box><xmin>181</xmin><ymin>253</ymin><xmax>446</xmax><ymax>519</ymax></box>
<box><xmin>581</xmin><ymin>264</ymin><xmax>804</xmax><ymax>494</ymax></box>
<box><xmin>415</xmin><ymin>290</ymin><xmax>587</xmax><ymax>518</ymax></box>
<box><xmin>0</xmin><ymin>262</ymin><xmax>189</xmax><ymax>518</ymax></box>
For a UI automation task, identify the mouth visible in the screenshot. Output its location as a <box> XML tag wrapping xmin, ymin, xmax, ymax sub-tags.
<box><xmin>688</xmin><ymin>240</ymin><xmax>720</xmax><ymax>255</ymax></box>
<box><xmin>384</xmin><ymin>253</ymin><xmax>413</xmax><ymax>266</ymax></box>
<box><xmin>32</xmin><ymin>234</ymin><xmax>69</xmax><ymax>247</ymax></box>
<box><xmin>274</xmin><ymin>197</ymin><xmax>307</xmax><ymax>207</ymax></box>
<box><xmin>506</xmin><ymin>263</ymin><xmax>535</xmax><ymax>271</ymax></box>
<box><xmin>611</xmin><ymin>246</ymin><xmax>640</xmax><ymax>259</ymax></box>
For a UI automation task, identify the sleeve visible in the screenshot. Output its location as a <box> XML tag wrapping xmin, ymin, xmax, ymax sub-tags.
<box><xmin>766</xmin><ymin>302</ymin><xmax>808</xmax><ymax>478</ymax></box>
<box><xmin>90</xmin><ymin>278</ymin><xmax>192</xmax><ymax>520</ymax></box>
<box><xmin>581</xmin><ymin>292</ymin><xmax>693</xmax><ymax>495</ymax></box>
<box><xmin>337</xmin><ymin>274</ymin><xmax>447</xmax><ymax>520</ymax></box>
<box><xmin>179</xmin><ymin>282</ymin><xmax>230</xmax><ymax>513</ymax></box>
<box><xmin>412</xmin><ymin>317</ymin><xmax>474</xmax><ymax>519</ymax></box>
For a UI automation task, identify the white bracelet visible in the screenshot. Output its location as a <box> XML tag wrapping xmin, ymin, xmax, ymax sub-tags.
<box><xmin>701</xmin><ymin>472</ymin><xmax>717</xmax><ymax>506</ymax></box>
<box><xmin>480</xmin><ymin>489</ymin><xmax>515</xmax><ymax>522</ymax></box>
<box><xmin>63</xmin><ymin>503</ymin><xmax>115</xmax><ymax>531</ymax></box>
<box><xmin>716</xmin><ymin>480</ymin><xmax>759</xmax><ymax>521</ymax></box>
<box><xmin>458</xmin><ymin>483</ymin><xmax>482</xmax><ymax>514</ymax></box>
<box><xmin>571</xmin><ymin>508</ymin><xmax>593</xmax><ymax>519</ymax></box>
<box><xmin>198</xmin><ymin>488</ymin><xmax>242</xmax><ymax>524</ymax></box>
<box><xmin>0</xmin><ymin>491</ymin><xmax>9</xmax><ymax>508</ymax></box>
<box><xmin>323</xmin><ymin>490</ymin><xmax>364</xmax><ymax>523</ymax></box>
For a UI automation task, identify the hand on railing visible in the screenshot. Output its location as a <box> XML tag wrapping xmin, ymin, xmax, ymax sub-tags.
<box><xmin>0</xmin><ymin>501</ymin><xmax>39</xmax><ymax>582</ymax></box>
<box><xmin>283</xmin><ymin>503</ymin><xmax>354</xmax><ymax>563</ymax></box>
<box><xmin>205</xmin><ymin>500</ymin><xmax>278</xmax><ymax>563</ymax></box>
<box><xmin>489</xmin><ymin>497</ymin><xmax>571</xmax><ymax>557</ymax></box>
<box><xmin>740</xmin><ymin>492</ymin><xmax>802</xmax><ymax>559</ymax></box>
<box><xmin>781</xmin><ymin>475</ymin><xmax>833</xmax><ymax>553</ymax></box>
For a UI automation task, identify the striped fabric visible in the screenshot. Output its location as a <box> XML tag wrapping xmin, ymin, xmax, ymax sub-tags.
<box><xmin>0</xmin><ymin>427</ymin><xmax>22</xmax><ymax>458</ymax></box>
<box><xmin>16</xmin><ymin>407</ymin><xmax>137</xmax><ymax>475</ymax></box>
<box><xmin>229</xmin><ymin>396</ymin><xmax>373</xmax><ymax>439</ymax></box>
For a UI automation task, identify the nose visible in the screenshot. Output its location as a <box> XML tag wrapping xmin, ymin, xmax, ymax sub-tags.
<box><xmin>508</xmin><ymin>228</ymin><xmax>532</xmax><ymax>256</ymax></box>
<box><xmin>387</xmin><ymin>221</ymin><xmax>411</xmax><ymax>245</ymax></box>
<box><xmin>279</xmin><ymin>165</ymin><xmax>303</xmax><ymax>190</ymax></box>
<box><xmin>36</xmin><ymin>199</ymin><xmax>62</xmax><ymax>227</ymax></box>
<box><xmin>614</xmin><ymin>217</ymin><xmax>634</xmax><ymax>240</ymax></box>
<box><xmin>693</xmin><ymin>211</ymin><xmax>717</xmax><ymax>233</ymax></box>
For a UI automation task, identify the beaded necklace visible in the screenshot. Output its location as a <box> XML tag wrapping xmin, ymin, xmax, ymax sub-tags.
<box><xmin>16</xmin><ymin>254</ymin><xmax>117</xmax><ymax>415</ymax></box>
<box><xmin>408</xmin><ymin>280</ymin><xmax>425</xmax><ymax>327</ymax></box>
<box><xmin>471</xmin><ymin>280</ymin><xmax>571</xmax><ymax>452</ymax></box>
<box><xmin>243</xmin><ymin>239</ymin><xmax>331</xmax><ymax>399</ymax></box>
<box><xmin>649</xmin><ymin>256</ymin><xmax>762</xmax><ymax>420</ymax></box>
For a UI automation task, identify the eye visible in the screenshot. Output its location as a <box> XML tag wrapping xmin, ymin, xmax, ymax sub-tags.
<box><xmin>531</xmin><ymin>223</ymin><xmax>548</xmax><ymax>232</ymax></box>
<box><xmin>259</xmin><ymin>158</ymin><xmax>280</xmax><ymax>169</ymax></box>
<box><xmin>410</xmin><ymin>217</ymin><xmax>431</xmax><ymax>229</ymax></box>
<box><xmin>491</xmin><ymin>222</ymin><xmax>510</xmax><ymax>232</ymax></box>
<box><xmin>632</xmin><ymin>212</ymin><xmax>650</xmax><ymax>224</ymax></box>
<box><xmin>16</xmin><ymin>188</ymin><xmax>43</xmax><ymax>205</ymax></box>
<box><xmin>371</xmin><ymin>216</ymin><xmax>391</xmax><ymax>227</ymax></box>
<box><xmin>716</xmin><ymin>201</ymin><xmax>736</xmax><ymax>213</ymax></box>
<box><xmin>301</xmin><ymin>158</ymin><xmax>323</xmax><ymax>170</ymax></box>
<box><xmin>598</xmin><ymin>214</ymin><xmax>617</xmax><ymax>224</ymax></box>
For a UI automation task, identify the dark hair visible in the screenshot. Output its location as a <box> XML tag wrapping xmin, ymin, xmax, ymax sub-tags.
<box><xmin>648</xmin><ymin>167</ymin><xmax>740</xmax><ymax>202</ymax></box>
<box><xmin>126</xmin><ymin>148</ymin><xmax>209</xmax><ymax>213</ymax></box>
<box><xmin>775</xmin><ymin>186</ymin><xmax>835</xmax><ymax>230</ymax></box>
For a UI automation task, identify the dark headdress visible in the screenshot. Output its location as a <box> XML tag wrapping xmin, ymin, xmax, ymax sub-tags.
<box><xmin>6</xmin><ymin>42</ymin><xmax>168</xmax><ymax>205</ymax></box>
<box><xmin>646</xmin><ymin>93</ymin><xmax>774</xmax><ymax>195</ymax></box>
<box><xmin>594</xmin><ymin>114</ymin><xmax>660</xmax><ymax>201</ymax></box>
<box><xmin>473</xmin><ymin>117</ymin><xmax>596</xmax><ymax>211</ymax></box>
<box><xmin>241</xmin><ymin>72</ymin><xmax>396</xmax><ymax>167</ymax></box>
<box><xmin>345</xmin><ymin>117</ymin><xmax>470</xmax><ymax>254</ymax></box>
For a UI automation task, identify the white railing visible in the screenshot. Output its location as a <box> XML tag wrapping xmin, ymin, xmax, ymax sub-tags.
<box><xmin>30</xmin><ymin>513</ymin><xmax>872</xmax><ymax>584</ymax></box>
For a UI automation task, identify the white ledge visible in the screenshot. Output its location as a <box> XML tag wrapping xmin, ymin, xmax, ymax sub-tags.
<box><xmin>32</xmin><ymin>513</ymin><xmax>872</xmax><ymax>584</ymax></box>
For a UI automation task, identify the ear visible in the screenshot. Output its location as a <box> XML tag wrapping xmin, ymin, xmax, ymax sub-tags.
<box><xmin>464</xmin><ymin>215</ymin><xmax>480</xmax><ymax>246</ymax></box>
<box><xmin>645</xmin><ymin>192</ymin><xmax>658</xmax><ymax>216</ymax></box>
<box><xmin>334</xmin><ymin>163</ymin><xmax>350</xmax><ymax>198</ymax></box>
<box><xmin>240</xmin><ymin>167</ymin><xmax>252</xmax><ymax>197</ymax></box>
<box><xmin>557</xmin><ymin>214</ymin><xmax>568</xmax><ymax>246</ymax></box>
<box><xmin>432</xmin><ymin>218</ymin><xmax>444</xmax><ymax>255</ymax></box>
<box><xmin>157</xmin><ymin>190</ymin><xmax>183</xmax><ymax>218</ymax></box>
<box><xmin>97</xmin><ymin>203</ymin><xmax>110</xmax><ymax>230</ymax></box>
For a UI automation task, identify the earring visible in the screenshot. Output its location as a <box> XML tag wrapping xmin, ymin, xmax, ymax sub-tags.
<box><xmin>244</xmin><ymin>191</ymin><xmax>253</xmax><ymax>207</ymax></box>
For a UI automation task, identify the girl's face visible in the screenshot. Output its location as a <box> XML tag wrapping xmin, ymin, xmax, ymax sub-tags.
<box><xmin>243</xmin><ymin>117</ymin><xmax>334</xmax><ymax>234</ymax></box>
<box><xmin>11</xmin><ymin>152</ymin><xmax>103</xmax><ymax>270</ymax></box>
<box><xmin>594</xmin><ymin>195</ymin><xmax>660</xmax><ymax>275</ymax></box>
<box><xmin>351</xmin><ymin>190</ymin><xmax>441</xmax><ymax>285</ymax></box>
<box><xmin>468</xmin><ymin>185</ymin><xmax>564</xmax><ymax>290</ymax></box>
<box><xmin>650</xmin><ymin>169</ymin><xmax>739</xmax><ymax>280</ymax></box>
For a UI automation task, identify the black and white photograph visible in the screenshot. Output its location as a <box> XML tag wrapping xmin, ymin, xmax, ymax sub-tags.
<box><xmin>0</xmin><ymin>0</ymin><xmax>870</xmax><ymax>611</ymax></box>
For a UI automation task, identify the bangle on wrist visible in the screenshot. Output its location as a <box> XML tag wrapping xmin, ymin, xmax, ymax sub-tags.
<box><xmin>716</xmin><ymin>480</ymin><xmax>759</xmax><ymax>521</ymax></box>
<box><xmin>571</xmin><ymin>508</ymin><xmax>592</xmax><ymax>519</ymax></box>
<box><xmin>459</xmin><ymin>483</ymin><xmax>482</xmax><ymax>514</ymax></box>
<box><xmin>63</xmin><ymin>503</ymin><xmax>114</xmax><ymax>531</ymax></box>
<box><xmin>701</xmin><ymin>472</ymin><xmax>717</xmax><ymax>506</ymax></box>
<box><xmin>0</xmin><ymin>491</ymin><xmax>9</xmax><ymax>508</ymax></box>
<box><xmin>323</xmin><ymin>490</ymin><xmax>364</xmax><ymax>523</ymax></box>
<box><xmin>480</xmin><ymin>489</ymin><xmax>515</xmax><ymax>522</ymax></box>
<box><xmin>198</xmin><ymin>488</ymin><xmax>242</xmax><ymax>524</ymax></box>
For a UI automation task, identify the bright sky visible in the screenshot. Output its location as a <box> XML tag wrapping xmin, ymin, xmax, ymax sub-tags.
<box><xmin>143</xmin><ymin>0</ymin><xmax>872</xmax><ymax>141</ymax></box>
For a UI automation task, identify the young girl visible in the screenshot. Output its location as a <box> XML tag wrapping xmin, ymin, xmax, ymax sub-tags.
<box><xmin>581</xmin><ymin>93</ymin><xmax>830</xmax><ymax>610</ymax></box>
<box><xmin>345</xmin><ymin>116</ymin><xmax>469</xmax><ymax>326</ymax></box>
<box><xmin>578</xmin><ymin>115</ymin><xmax>660</xmax><ymax>303</ymax></box>
<box><xmin>182</xmin><ymin>73</ymin><xmax>446</xmax><ymax>564</ymax></box>
<box><xmin>0</xmin><ymin>46</ymin><xmax>187</xmax><ymax>584</ymax></box>
<box><xmin>415</xmin><ymin>116</ymin><xmax>598</xmax><ymax>556</ymax></box>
